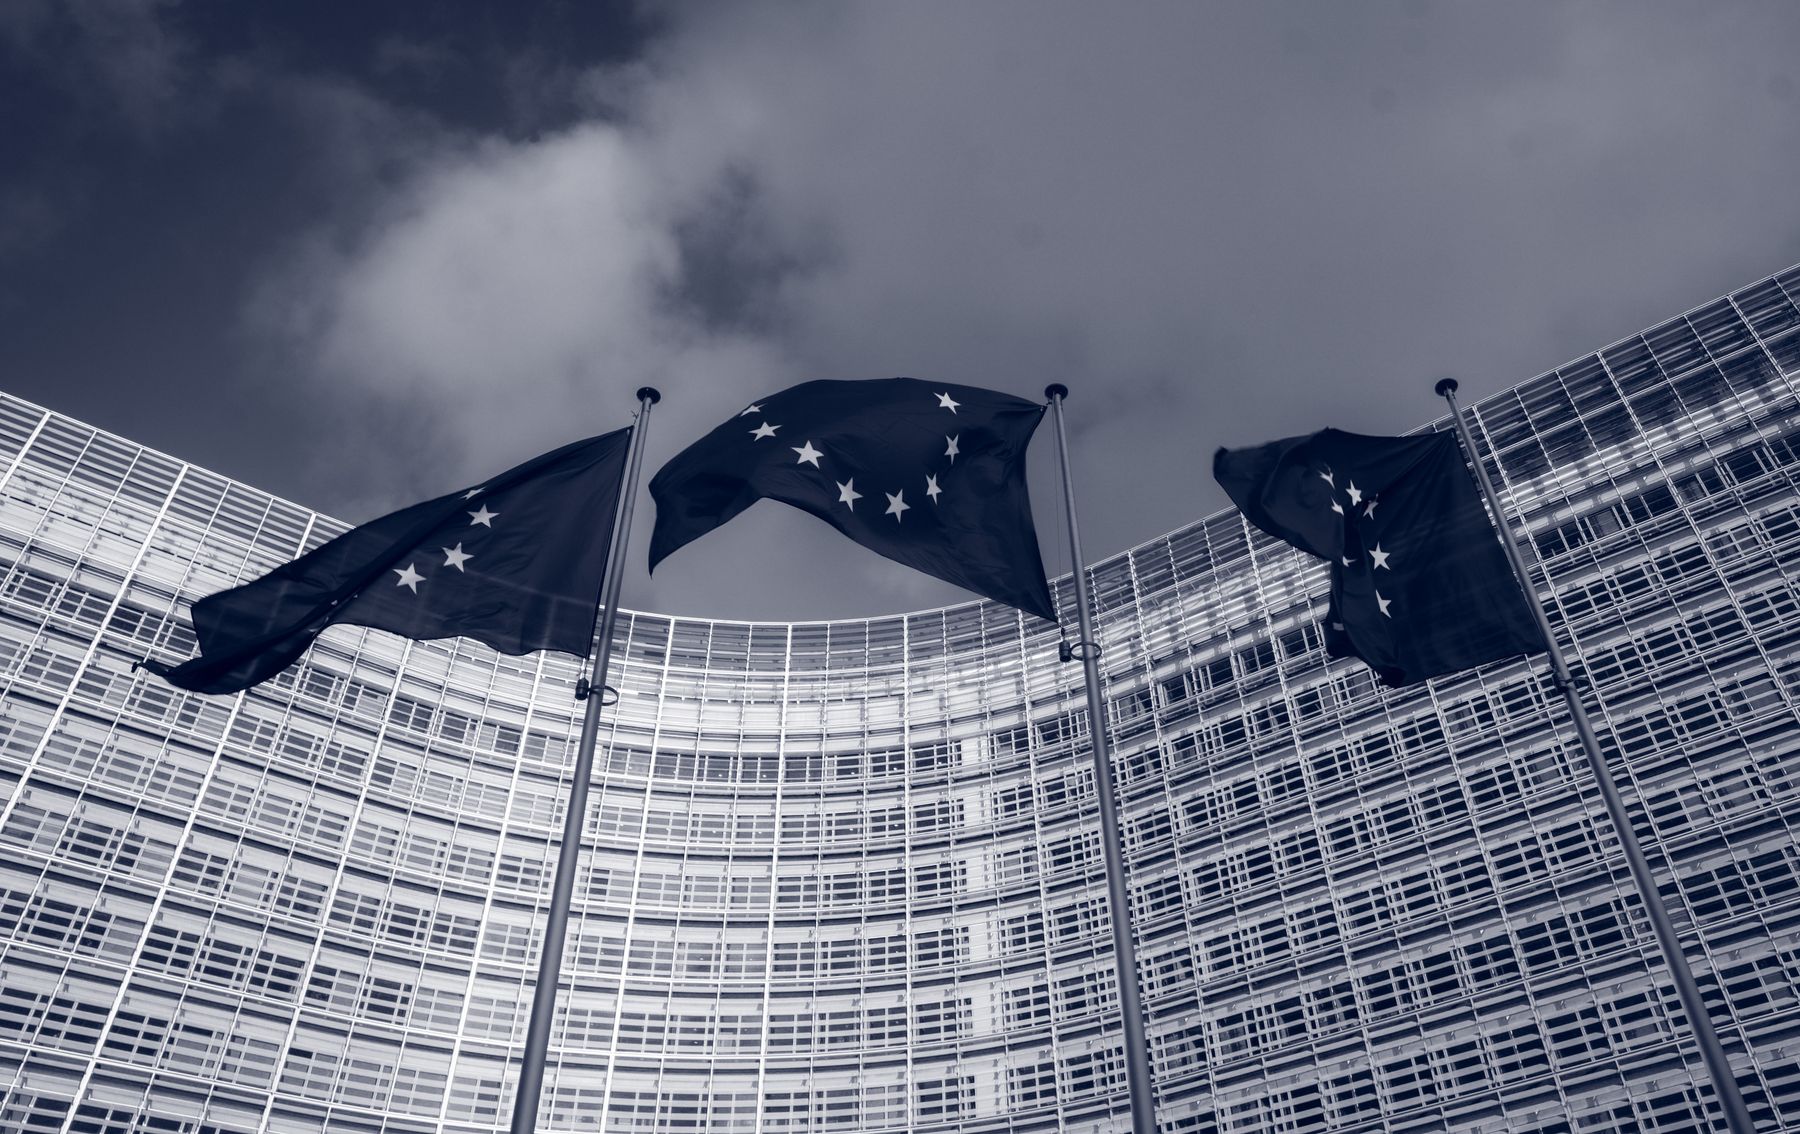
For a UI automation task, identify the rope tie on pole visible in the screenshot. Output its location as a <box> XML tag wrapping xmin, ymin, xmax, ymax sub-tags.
<box><xmin>1058</xmin><ymin>639</ymin><xmax>1103</xmax><ymax>663</ymax></box>
<box><xmin>573</xmin><ymin>678</ymin><xmax>619</xmax><ymax>704</ymax></box>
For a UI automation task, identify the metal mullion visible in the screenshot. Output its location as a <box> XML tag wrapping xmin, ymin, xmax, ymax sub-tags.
<box><xmin>896</xmin><ymin>615</ymin><xmax>922</xmax><ymax>1125</ymax></box>
<box><xmin>1242</xmin><ymin>512</ymin><xmax>1367</xmax><ymax>1106</ymax></box>
<box><xmin>0</xmin><ymin>433</ymin><xmax>122</xmax><ymax>822</ymax></box>
<box><xmin>1701</xmin><ymin>301</ymin><xmax>1800</xmax><ymax>739</ymax></box>
<box><xmin>9</xmin><ymin>426</ymin><xmax>112</xmax><ymax>567</ymax></box>
<box><xmin>739</xmin><ymin>622</ymin><xmax>789</xmax><ymax>1134</ymax></box>
<box><xmin>432</xmin><ymin>644</ymin><xmax>556</xmax><ymax>1131</ymax></box>
<box><xmin>250</xmin><ymin>634</ymin><xmax>419</xmax><ymax>1131</ymax></box>
<box><xmin>35</xmin><ymin>462</ymin><xmax>270</xmax><ymax>1134</ymax></box>
<box><xmin>1539</xmin><ymin>381</ymin><xmax>1768</xmax><ymax>727</ymax></box>
<box><xmin>667</xmin><ymin>725</ymin><xmax>705</xmax><ymax>1103</ymax></box>
<box><xmin>1006</xmin><ymin>615</ymin><xmax>1070</xmax><ymax>1130</ymax></box>
<box><xmin>1731</xmin><ymin>282</ymin><xmax>1800</xmax><ymax>414</ymax></box>
<box><xmin>686</xmin><ymin>630</ymin><xmax>750</xmax><ymax>1104</ymax></box>
<box><xmin>1531</xmin><ymin>415</ymin><xmax>1788</xmax><ymax>833</ymax></box>
<box><xmin>590</xmin><ymin>618</ymin><xmax>671</xmax><ymax>1133</ymax></box>
<box><xmin>0</xmin><ymin>405</ymin><xmax>51</xmax><ymax>512</ymax></box>
<box><xmin>1444</xmin><ymin>381</ymin><xmax>1755</xmax><ymax>1130</ymax></box>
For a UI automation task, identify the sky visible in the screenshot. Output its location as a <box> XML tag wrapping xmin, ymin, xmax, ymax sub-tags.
<box><xmin>4</xmin><ymin>0</ymin><xmax>1800</xmax><ymax>622</ymax></box>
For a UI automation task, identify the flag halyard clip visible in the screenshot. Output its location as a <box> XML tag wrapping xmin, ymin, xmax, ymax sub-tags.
<box><xmin>574</xmin><ymin>678</ymin><xmax>619</xmax><ymax>705</ymax></box>
<box><xmin>1549</xmin><ymin>666</ymin><xmax>1587</xmax><ymax>694</ymax></box>
<box><xmin>1058</xmin><ymin>638</ymin><xmax>1102</xmax><ymax>664</ymax></box>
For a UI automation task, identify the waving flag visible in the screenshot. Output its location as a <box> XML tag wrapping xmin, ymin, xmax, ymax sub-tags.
<box><xmin>1214</xmin><ymin>428</ymin><xmax>1544</xmax><ymax>686</ymax></box>
<box><xmin>649</xmin><ymin>378</ymin><xmax>1055</xmax><ymax>621</ymax></box>
<box><xmin>142</xmin><ymin>429</ymin><xmax>632</xmax><ymax>695</ymax></box>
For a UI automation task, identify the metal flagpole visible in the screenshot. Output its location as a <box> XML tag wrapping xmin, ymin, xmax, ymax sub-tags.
<box><xmin>1436</xmin><ymin>378</ymin><xmax>1753</xmax><ymax>1134</ymax></box>
<box><xmin>510</xmin><ymin>386</ymin><xmax>660</xmax><ymax>1134</ymax></box>
<box><xmin>1044</xmin><ymin>384</ymin><xmax>1157</xmax><ymax>1134</ymax></box>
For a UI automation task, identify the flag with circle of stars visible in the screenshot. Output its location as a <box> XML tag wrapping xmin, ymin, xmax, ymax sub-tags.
<box><xmin>648</xmin><ymin>377</ymin><xmax>1056</xmax><ymax>622</ymax></box>
<box><xmin>141</xmin><ymin>428</ymin><xmax>634</xmax><ymax>695</ymax></box>
<box><xmin>1213</xmin><ymin>428</ymin><xmax>1544</xmax><ymax>687</ymax></box>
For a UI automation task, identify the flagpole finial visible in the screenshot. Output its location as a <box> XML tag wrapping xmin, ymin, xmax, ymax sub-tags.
<box><xmin>1434</xmin><ymin>377</ymin><xmax>1459</xmax><ymax>398</ymax></box>
<box><xmin>636</xmin><ymin>387</ymin><xmax>662</xmax><ymax>404</ymax></box>
<box><xmin>1044</xmin><ymin>383</ymin><xmax>1069</xmax><ymax>401</ymax></box>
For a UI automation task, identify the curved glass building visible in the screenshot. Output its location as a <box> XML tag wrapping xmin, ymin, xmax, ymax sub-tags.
<box><xmin>5</xmin><ymin>267</ymin><xmax>1800</xmax><ymax>1133</ymax></box>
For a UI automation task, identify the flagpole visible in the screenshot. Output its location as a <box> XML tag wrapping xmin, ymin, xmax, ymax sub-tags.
<box><xmin>1435</xmin><ymin>378</ymin><xmax>1753</xmax><ymax>1134</ymax></box>
<box><xmin>1044</xmin><ymin>385</ymin><xmax>1157</xmax><ymax>1134</ymax></box>
<box><xmin>510</xmin><ymin>386</ymin><xmax>660</xmax><ymax>1134</ymax></box>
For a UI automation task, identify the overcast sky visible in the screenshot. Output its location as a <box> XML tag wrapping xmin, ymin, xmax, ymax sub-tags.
<box><xmin>4</xmin><ymin>1</ymin><xmax>1799</xmax><ymax>621</ymax></box>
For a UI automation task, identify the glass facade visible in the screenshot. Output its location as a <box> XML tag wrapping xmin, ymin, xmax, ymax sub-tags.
<box><xmin>3</xmin><ymin>267</ymin><xmax>1800</xmax><ymax>1133</ymax></box>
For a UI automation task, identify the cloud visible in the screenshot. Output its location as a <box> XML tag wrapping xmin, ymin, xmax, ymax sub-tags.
<box><xmin>251</xmin><ymin>0</ymin><xmax>1800</xmax><ymax>617</ymax></box>
<box><xmin>305</xmin><ymin>126</ymin><xmax>680</xmax><ymax>410</ymax></box>
<box><xmin>618</xmin><ymin>1</ymin><xmax>1800</xmax><ymax>551</ymax></box>
<box><xmin>250</xmin><ymin>114</ymin><xmax>804</xmax><ymax>507</ymax></box>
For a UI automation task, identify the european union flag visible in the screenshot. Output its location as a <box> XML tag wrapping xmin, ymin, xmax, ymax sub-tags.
<box><xmin>649</xmin><ymin>377</ymin><xmax>1056</xmax><ymax>621</ymax></box>
<box><xmin>1214</xmin><ymin>428</ymin><xmax>1545</xmax><ymax>686</ymax></box>
<box><xmin>142</xmin><ymin>429</ymin><xmax>632</xmax><ymax>695</ymax></box>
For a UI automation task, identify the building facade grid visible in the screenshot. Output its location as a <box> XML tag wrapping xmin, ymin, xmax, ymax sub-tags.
<box><xmin>0</xmin><ymin>268</ymin><xmax>1799</xmax><ymax>1131</ymax></box>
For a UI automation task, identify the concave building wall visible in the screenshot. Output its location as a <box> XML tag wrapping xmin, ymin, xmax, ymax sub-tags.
<box><xmin>4</xmin><ymin>268</ymin><xmax>1800</xmax><ymax>1133</ymax></box>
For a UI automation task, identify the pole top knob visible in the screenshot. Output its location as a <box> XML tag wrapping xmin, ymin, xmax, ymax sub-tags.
<box><xmin>1434</xmin><ymin>377</ymin><xmax>1459</xmax><ymax>398</ymax></box>
<box><xmin>1044</xmin><ymin>383</ymin><xmax>1069</xmax><ymax>402</ymax></box>
<box><xmin>636</xmin><ymin>387</ymin><xmax>662</xmax><ymax>404</ymax></box>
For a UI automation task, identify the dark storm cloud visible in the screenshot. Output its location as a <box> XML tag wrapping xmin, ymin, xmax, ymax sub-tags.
<box><xmin>5</xmin><ymin>2</ymin><xmax>1800</xmax><ymax>621</ymax></box>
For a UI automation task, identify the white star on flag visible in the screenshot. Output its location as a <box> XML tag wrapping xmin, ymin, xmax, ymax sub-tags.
<box><xmin>836</xmin><ymin>479</ymin><xmax>862</xmax><ymax>510</ymax></box>
<box><xmin>793</xmin><ymin>440</ymin><xmax>823</xmax><ymax>467</ymax></box>
<box><xmin>925</xmin><ymin>474</ymin><xmax>942</xmax><ymax>504</ymax></box>
<box><xmin>1370</xmin><ymin>544</ymin><xmax>1391</xmax><ymax>570</ymax></box>
<box><xmin>750</xmin><ymin>422</ymin><xmax>780</xmax><ymax>440</ymax></box>
<box><xmin>738</xmin><ymin>403</ymin><xmax>761</xmax><ymax>416</ymax></box>
<box><xmin>1318</xmin><ymin>468</ymin><xmax>1335</xmax><ymax>487</ymax></box>
<box><xmin>1363</xmin><ymin>498</ymin><xmax>1379</xmax><ymax>519</ymax></box>
<box><xmin>394</xmin><ymin>563</ymin><xmax>424</xmax><ymax>592</ymax></box>
<box><xmin>463</xmin><ymin>487</ymin><xmax>483</xmax><ymax>500</ymax></box>
<box><xmin>442</xmin><ymin>544</ymin><xmax>472</xmax><ymax>572</ymax></box>
<box><xmin>945</xmin><ymin>435</ymin><xmax>960</xmax><ymax>463</ymax></box>
<box><xmin>885</xmin><ymin>490</ymin><xmax>910</xmax><ymax>521</ymax></box>
<box><xmin>469</xmin><ymin>505</ymin><xmax>497</xmax><ymax>527</ymax></box>
<box><xmin>935</xmin><ymin>391</ymin><xmax>960</xmax><ymax>413</ymax></box>
<box><xmin>1376</xmin><ymin>592</ymin><xmax>1393</xmax><ymax>617</ymax></box>
<box><xmin>1347</xmin><ymin>482</ymin><xmax>1363</xmax><ymax>506</ymax></box>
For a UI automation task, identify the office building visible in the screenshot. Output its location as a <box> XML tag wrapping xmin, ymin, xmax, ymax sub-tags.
<box><xmin>3</xmin><ymin>268</ymin><xmax>1800</xmax><ymax>1131</ymax></box>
